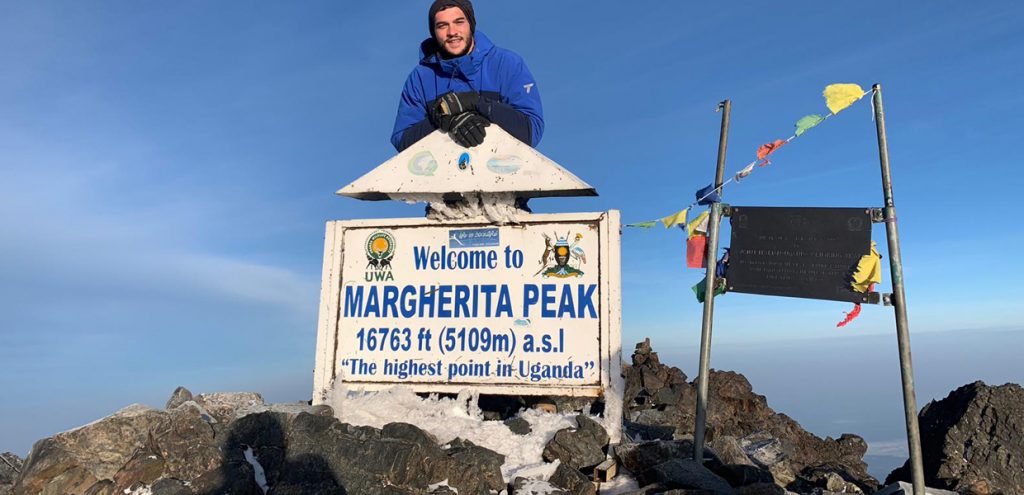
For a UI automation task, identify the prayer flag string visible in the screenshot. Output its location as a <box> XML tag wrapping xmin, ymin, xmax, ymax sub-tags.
<box><xmin>626</xmin><ymin>83</ymin><xmax>871</xmax><ymax>228</ymax></box>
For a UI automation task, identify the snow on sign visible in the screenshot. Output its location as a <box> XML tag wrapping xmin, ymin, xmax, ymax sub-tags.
<box><xmin>313</xmin><ymin>212</ymin><xmax>622</xmax><ymax>400</ymax></box>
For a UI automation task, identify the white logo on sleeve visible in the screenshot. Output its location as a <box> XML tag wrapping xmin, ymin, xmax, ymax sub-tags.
<box><xmin>523</xmin><ymin>83</ymin><xmax>535</xmax><ymax>94</ymax></box>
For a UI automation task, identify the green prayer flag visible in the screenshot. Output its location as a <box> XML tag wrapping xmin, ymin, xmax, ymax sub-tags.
<box><xmin>691</xmin><ymin>276</ymin><xmax>727</xmax><ymax>303</ymax></box>
<box><xmin>794</xmin><ymin>114</ymin><xmax>825</xmax><ymax>137</ymax></box>
<box><xmin>626</xmin><ymin>221</ymin><xmax>658</xmax><ymax>228</ymax></box>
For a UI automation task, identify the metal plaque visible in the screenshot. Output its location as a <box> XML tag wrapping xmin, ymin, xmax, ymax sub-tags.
<box><xmin>728</xmin><ymin>206</ymin><xmax>874</xmax><ymax>303</ymax></box>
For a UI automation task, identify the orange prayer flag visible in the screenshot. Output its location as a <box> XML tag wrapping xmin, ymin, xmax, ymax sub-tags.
<box><xmin>756</xmin><ymin>139</ymin><xmax>786</xmax><ymax>167</ymax></box>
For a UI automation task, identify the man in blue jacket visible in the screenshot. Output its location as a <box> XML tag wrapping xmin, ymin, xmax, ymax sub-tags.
<box><xmin>391</xmin><ymin>0</ymin><xmax>544</xmax><ymax>152</ymax></box>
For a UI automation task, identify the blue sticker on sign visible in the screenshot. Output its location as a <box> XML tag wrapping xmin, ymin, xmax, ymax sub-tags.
<box><xmin>449</xmin><ymin>228</ymin><xmax>500</xmax><ymax>248</ymax></box>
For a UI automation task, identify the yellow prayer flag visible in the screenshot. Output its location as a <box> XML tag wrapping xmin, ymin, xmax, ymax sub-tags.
<box><xmin>823</xmin><ymin>83</ymin><xmax>865</xmax><ymax>115</ymax></box>
<box><xmin>661</xmin><ymin>208</ymin><xmax>688</xmax><ymax>229</ymax></box>
<box><xmin>686</xmin><ymin>210</ymin><xmax>710</xmax><ymax>238</ymax></box>
<box><xmin>851</xmin><ymin>241</ymin><xmax>882</xmax><ymax>292</ymax></box>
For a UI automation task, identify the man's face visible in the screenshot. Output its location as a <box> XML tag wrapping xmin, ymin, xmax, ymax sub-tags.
<box><xmin>433</xmin><ymin>6</ymin><xmax>473</xmax><ymax>57</ymax></box>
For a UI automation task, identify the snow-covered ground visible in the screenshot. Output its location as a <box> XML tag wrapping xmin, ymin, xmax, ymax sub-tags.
<box><xmin>332</xmin><ymin>386</ymin><xmax>639</xmax><ymax>493</ymax></box>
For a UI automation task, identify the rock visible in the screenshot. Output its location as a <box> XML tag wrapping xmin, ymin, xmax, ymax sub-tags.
<box><xmin>0</xmin><ymin>453</ymin><xmax>22</xmax><ymax>494</ymax></box>
<box><xmin>15</xmin><ymin>404</ymin><xmax>169</xmax><ymax>495</ymax></box>
<box><xmin>14</xmin><ymin>399</ymin><xmax>510</xmax><ymax>495</ymax></box>
<box><xmin>622</xmin><ymin>340</ymin><xmax>877</xmax><ymax>492</ymax></box>
<box><xmin>740</xmin><ymin>433</ymin><xmax>786</xmax><ymax>469</ymax></box>
<box><xmin>40</xmin><ymin>465</ymin><xmax>97</xmax><ymax>494</ymax></box>
<box><xmin>150</xmin><ymin>478</ymin><xmax>192</xmax><ymax>495</ymax></box>
<box><xmin>873</xmin><ymin>481</ymin><xmax>959</xmax><ymax>495</ymax></box>
<box><xmin>624</xmin><ymin>421</ymin><xmax>675</xmax><ymax>441</ymax></box>
<box><xmin>443</xmin><ymin>438</ymin><xmax>505</xmax><ymax>494</ymax></box>
<box><xmin>192</xmin><ymin>392</ymin><xmax>265</xmax><ymax>424</ymax></box>
<box><xmin>886</xmin><ymin>381</ymin><xmax>1024</xmax><ymax>495</ymax></box>
<box><xmin>791</xmin><ymin>463</ymin><xmax>866</xmax><ymax>493</ymax></box>
<box><xmin>711</xmin><ymin>464</ymin><xmax>774</xmax><ymax>487</ymax></box>
<box><xmin>154</xmin><ymin>403</ymin><xmax>222</xmax><ymax>482</ymax></box>
<box><xmin>616</xmin><ymin>440</ymin><xmax>720</xmax><ymax>477</ymax></box>
<box><xmin>548</xmin><ymin>461</ymin><xmax>596</xmax><ymax>495</ymax></box>
<box><xmin>505</xmin><ymin>416</ymin><xmax>532</xmax><ymax>435</ymax></box>
<box><xmin>511</xmin><ymin>476</ymin><xmax>569</xmax><ymax>494</ymax></box>
<box><xmin>735</xmin><ymin>482</ymin><xmax>787</xmax><ymax>495</ymax></box>
<box><xmin>309</xmin><ymin>404</ymin><xmax>334</xmax><ymax>417</ymax></box>
<box><xmin>83</xmin><ymin>479</ymin><xmax>116</xmax><ymax>495</ymax></box>
<box><xmin>640</xmin><ymin>458</ymin><xmax>735</xmax><ymax>494</ymax></box>
<box><xmin>710</xmin><ymin>436</ymin><xmax>754</xmax><ymax>467</ymax></box>
<box><xmin>165</xmin><ymin>386</ymin><xmax>193</xmax><ymax>410</ymax></box>
<box><xmin>542</xmin><ymin>415</ymin><xmax>609</xmax><ymax>471</ymax></box>
<box><xmin>112</xmin><ymin>452</ymin><xmax>165</xmax><ymax>488</ymax></box>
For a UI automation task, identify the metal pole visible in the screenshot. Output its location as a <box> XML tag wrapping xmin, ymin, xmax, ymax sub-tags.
<box><xmin>693</xmin><ymin>100</ymin><xmax>730</xmax><ymax>461</ymax></box>
<box><xmin>872</xmin><ymin>84</ymin><xmax>925</xmax><ymax>495</ymax></box>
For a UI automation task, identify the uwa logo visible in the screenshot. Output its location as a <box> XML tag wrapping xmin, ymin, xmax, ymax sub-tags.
<box><xmin>364</xmin><ymin>230</ymin><xmax>396</xmax><ymax>282</ymax></box>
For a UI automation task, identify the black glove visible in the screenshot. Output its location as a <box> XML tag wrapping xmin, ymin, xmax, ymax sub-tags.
<box><xmin>447</xmin><ymin>112</ymin><xmax>490</xmax><ymax>147</ymax></box>
<box><xmin>430</xmin><ymin>91</ymin><xmax>480</xmax><ymax>129</ymax></box>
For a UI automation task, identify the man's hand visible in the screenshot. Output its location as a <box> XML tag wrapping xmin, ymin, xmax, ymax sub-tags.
<box><xmin>430</xmin><ymin>91</ymin><xmax>480</xmax><ymax>129</ymax></box>
<box><xmin>447</xmin><ymin>112</ymin><xmax>490</xmax><ymax>147</ymax></box>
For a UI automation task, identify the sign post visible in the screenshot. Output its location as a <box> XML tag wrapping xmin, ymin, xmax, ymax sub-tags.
<box><xmin>872</xmin><ymin>83</ymin><xmax>925</xmax><ymax>495</ymax></box>
<box><xmin>693</xmin><ymin>100</ymin><xmax>731</xmax><ymax>461</ymax></box>
<box><xmin>314</xmin><ymin>127</ymin><xmax>624</xmax><ymax>443</ymax></box>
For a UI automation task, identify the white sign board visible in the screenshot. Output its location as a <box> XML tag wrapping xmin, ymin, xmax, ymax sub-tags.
<box><xmin>313</xmin><ymin>212</ymin><xmax>623</xmax><ymax>437</ymax></box>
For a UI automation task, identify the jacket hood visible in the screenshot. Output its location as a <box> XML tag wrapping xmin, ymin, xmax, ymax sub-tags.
<box><xmin>418</xmin><ymin>30</ymin><xmax>495</xmax><ymax>77</ymax></box>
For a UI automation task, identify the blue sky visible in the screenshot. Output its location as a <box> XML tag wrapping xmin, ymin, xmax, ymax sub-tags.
<box><xmin>2</xmin><ymin>1</ymin><xmax>1023</xmax><ymax>467</ymax></box>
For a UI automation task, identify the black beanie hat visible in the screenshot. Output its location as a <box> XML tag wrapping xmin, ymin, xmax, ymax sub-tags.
<box><xmin>428</xmin><ymin>0</ymin><xmax>476</xmax><ymax>35</ymax></box>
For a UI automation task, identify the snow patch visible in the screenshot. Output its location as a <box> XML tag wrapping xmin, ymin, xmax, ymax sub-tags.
<box><xmin>332</xmin><ymin>386</ymin><xmax>578</xmax><ymax>481</ymax></box>
<box><xmin>243</xmin><ymin>446</ymin><xmax>270</xmax><ymax>494</ymax></box>
<box><xmin>427</xmin><ymin>479</ymin><xmax>458</xmax><ymax>493</ymax></box>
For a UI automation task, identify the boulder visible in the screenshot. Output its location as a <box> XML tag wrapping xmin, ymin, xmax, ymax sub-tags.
<box><xmin>14</xmin><ymin>404</ymin><xmax>169</xmax><ymax>495</ymax></box>
<box><xmin>164</xmin><ymin>387</ymin><xmax>193</xmax><ymax>410</ymax></box>
<box><xmin>548</xmin><ymin>461</ymin><xmax>596</xmax><ymax>495</ymax></box>
<box><xmin>624</xmin><ymin>421</ymin><xmax>675</xmax><ymax>442</ymax></box>
<box><xmin>711</xmin><ymin>464</ymin><xmax>774</xmax><ymax>488</ymax></box>
<box><xmin>542</xmin><ymin>415</ymin><xmax>609</xmax><ymax>471</ymax></box>
<box><xmin>1</xmin><ymin>453</ymin><xmax>22</xmax><ymax>495</ymax></box>
<box><xmin>12</xmin><ymin>395</ymin><xmax>508</xmax><ymax>495</ymax></box>
<box><xmin>790</xmin><ymin>463</ymin><xmax>867</xmax><ymax>494</ymax></box>
<box><xmin>616</xmin><ymin>439</ymin><xmax>720</xmax><ymax>477</ymax></box>
<box><xmin>153</xmin><ymin>403</ymin><xmax>222</xmax><ymax>481</ymax></box>
<box><xmin>640</xmin><ymin>458</ymin><xmax>735</xmax><ymax>494</ymax></box>
<box><xmin>191</xmin><ymin>392</ymin><xmax>265</xmax><ymax>424</ymax></box>
<box><xmin>735</xmin><ymin>482</ymin><xmax>787</xmax><ymax>495</ymax></box>
<box><xmin>504</xmin><ymin>417</ymin><xmax>532</xmax><ymax>435</ymax></box>
<box><xmin>709</xmin><ymin>436</ymin><xmax>754</xmax><ymax>467</ymax></box>
<box><xmin>443</xmin><ymin>438</ymin><xmax>505</xmax><ymax>494</ymax></box>
<box><xmin>886</xmin><ymin>381</ymin><xmax>1024</xmax><ymax>495</ymax></box>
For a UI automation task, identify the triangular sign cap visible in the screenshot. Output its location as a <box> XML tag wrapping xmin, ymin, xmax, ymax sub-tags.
<box><xmin>337</xmin><ymin>126</ymin><xmax>597</xmax><ymax>200</ymax></box>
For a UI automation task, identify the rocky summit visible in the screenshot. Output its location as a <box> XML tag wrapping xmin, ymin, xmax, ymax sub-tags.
<box><xmin>623</xmin><ymin>338</ymin><xmax>877</xmax><ymax>494</ymax></box>
<box><xmin>5</xmin><ymin>341</ymin><xmax>1023</xmax><ymax>495</ymax></box>
<box><xmin>886</xmin><ymin>381</ymin><xmax>1024</xmax><ymax>495</ymax></box>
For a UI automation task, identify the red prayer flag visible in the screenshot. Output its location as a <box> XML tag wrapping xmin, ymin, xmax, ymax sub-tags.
<box><xmin>836</xmin><ymin>283</ymin><xmax>873</xmax><ymax>328</ymax></box>
<box><xmin>835</xmin><ymin>304</ymin><xmax>862</xmax><ymax>327</ymax></box>
<box><xmin>756</xmin><ymin>139</ymin><xmax>787</xmax><ymax>167</ymax></box>
<box><xmin>686</xmin><ymin>235</ymin><xmax>707</xmax><ymax>268</ymax></box>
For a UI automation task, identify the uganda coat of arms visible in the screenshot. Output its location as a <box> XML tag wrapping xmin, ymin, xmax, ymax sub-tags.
<box><xmin>536</xmin><ymin>232</ymin><xmax>585</xmax><ymax>278</ymax></box>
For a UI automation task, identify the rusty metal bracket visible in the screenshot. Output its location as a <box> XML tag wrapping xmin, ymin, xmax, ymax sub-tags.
<box><xmin>861</xmin><ymin>291</ymin><xmax>882</xmax><ymax>304</ymax></box>
<box><xmin>870</xmin><ymin>208</ymin><xmax>885</xmax><ymax>223</ymax></box>
<box><xmin>721</xmin><ymin>204</ymin><xmax>733</xmax><ymax>217</ymax></box>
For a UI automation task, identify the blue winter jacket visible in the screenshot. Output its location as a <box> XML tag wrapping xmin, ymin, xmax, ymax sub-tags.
<box><xmin>391</xmin><ymin>31</ymin><xmax>544</xmax><ymax>151</ymax></box>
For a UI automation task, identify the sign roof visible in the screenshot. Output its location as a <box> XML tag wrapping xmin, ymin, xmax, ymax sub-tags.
<box><xmin>337</xmin><ymin>127</ymin><xmax>597</xmax><ymax>200</ymax></box>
